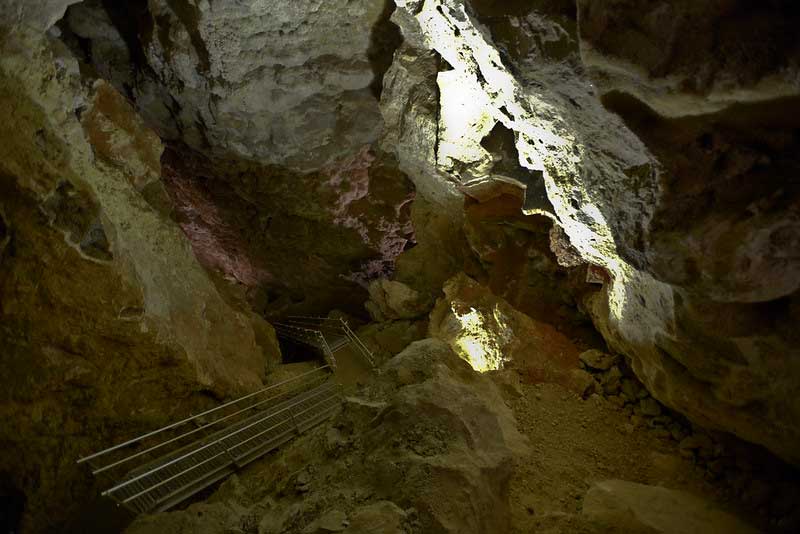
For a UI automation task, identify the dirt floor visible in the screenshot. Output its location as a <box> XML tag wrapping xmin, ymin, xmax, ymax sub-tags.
<box><xmin>503</xmin><ymin>378</ymin><xmax>791</xmax><ymax>533</ymax></box>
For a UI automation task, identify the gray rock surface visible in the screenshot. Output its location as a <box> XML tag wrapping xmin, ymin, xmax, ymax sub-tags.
<box><xmin>68</xmin><ymin>0</ymin><xmax>390</xmax><ymax>171</ymax></box>
<box><xmin>578</xmin><ymin>0</ymin><xmax>800</xmax><ymax>117</ymax></box>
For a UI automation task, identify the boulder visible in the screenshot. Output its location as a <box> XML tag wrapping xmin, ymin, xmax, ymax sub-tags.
<box><xmin>366</xmin><ymin>279</ymin><xmax>432</xmax><ymax>321</ymax></box>
<box><xmin>429</xmin><ymin>273</ymin><xmax>580</xmax><ymax>379</ymax></box>
<box><xmin>579</xmin><ymin>349</ymin><xmax>618</xmax><ymax>371</ymax></box>
<box><xmin>582</xmin><ymin>480</ymin><xmax>759</xmax><ymax>534</ymax></box>
<box><xmin>303</xmin><ymin>509</ymin><xmax>348</xmax><ymax>533</ymax></box>
<box><xmin>344</xmin><ymin>501</ymin><xmax>407</xmax><ymax>534</ymax></box>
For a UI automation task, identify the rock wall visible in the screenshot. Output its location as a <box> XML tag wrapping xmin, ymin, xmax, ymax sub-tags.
<box><xmin>57</xmin><ymin>0</ymin><xmax>417</xmax><ymax>316</ymax></box>
<box><xmin>159</xmin><ymin>144</ymin><xmax>415</xmax><ymax>317</ymax></box>
<box><xmin>0</xmin><ymin>11</ymin><xmax>279</xmax><ymax>531</ymax></box>
<box><xmin>385</xmin><ymin>0</ymin><xmax>800</xmax><ymax>465</ymax></box>
<box><xmin>63</xmin><ymin>0</ymin><xmax>395</xmax><ymax>171</ymax></box>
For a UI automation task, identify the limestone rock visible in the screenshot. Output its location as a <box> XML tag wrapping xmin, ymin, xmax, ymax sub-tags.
<box><xmin>366</xmin><ymin>338</ymin><xmax>529</xmax><ymax>532</ymax></box>
<box><xmin>639</xmin><ymin>397</ymin><xmax>663</xmax><ymax>418</ymax></box>
<box><xmin>81</xmin><ymin>80</ymin><xmax>163</xmax><ymax>194</ymax></box>
<box><xmin>303</xmin><ymin>509</ymin><xmax>348</xmax><ymax>533</ymax></box>
<box><xmin>0</xmin><ymin>0</ymin><xmax>80</xmax><ymax>33</ymax></box>
<box><xmin>582</xmin><ymin>479</ymin><xmax>759</xmax><ymax>534</ymax></box>
<box><xmin>578</xmin><ymin>1</ymin><xmax>800</xmax><ymax>117</ymax></box>
<box><xmin>160</xmin><ymin>145</ymin><xmax>415</xmax><ymax>316</ymax></box>
<box><xmin>393</xmin><ymin>194</ymin><xmax>467</xmax><ymax>298</ymax></box>
<box><xmin>600</xmin><ymin>366</ymin><xmax>623</xmax><ymax>396</ymax></box>
<box><xmin>566</xmin><ymin>369</ymin><xmax>597</xmax><ymax>398</ymax></box>
<box><xmin>462</xmin><ymin>194</ymin><xmax>588</xmax><ymax>333</ymax></box>
<box><xmin>579</xmin><ymin>349</ymin><xmax>618</xmax><ymax>371</ymax></box>
<box><xmin>67</xmin><ymin>0</ymin><xmax>391</xmax><ymax>171</ymax></box>
<box><xmin>389</xmin><ymin>0</ymin><xmax>800</xmax><ymax>465</ymax></box>
<box><xmin>429</xmin><ymin>272</ymin><xmax>580</xmax><ymax>382</ymax></box>
<box><xmin>366</xmin><ymin>279</ymin><xmax>431</xmax><ymax>321</ymax></box>
<box><xmin>357</xmin><ymin>319</ymin><xmax>427</xmax><ymax>365</ymax></box>
<box><xmin>344</xmin><ymin>501</ymin><xmax>407</xmax><ymax>534</ymax></box>
<box><xmin>0</xmin><ymin>21</ymin><xmax>276</xmax><ymax>532</ymax></box>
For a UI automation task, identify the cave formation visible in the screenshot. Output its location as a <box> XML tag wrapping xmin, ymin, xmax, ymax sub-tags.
<box><xmin>1</xmin><ymin>1</ymin><xmax>799</xmax><ymax>533</ymax></box>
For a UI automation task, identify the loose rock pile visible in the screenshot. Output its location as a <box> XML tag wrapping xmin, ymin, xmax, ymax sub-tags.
<box><xmin>578</xmin><ymin>349</ymin><xmax>800</xmax><ymax>531</ymax></box>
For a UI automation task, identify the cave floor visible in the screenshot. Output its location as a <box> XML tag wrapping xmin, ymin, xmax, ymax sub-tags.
<box><xmin>504</xmin><ymin>380</ymin><xmax>762</xmax><ymax>533</ymax></box>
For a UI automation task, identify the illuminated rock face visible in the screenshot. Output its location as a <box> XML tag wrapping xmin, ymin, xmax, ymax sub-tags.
<box><xmin>430</xmin><ymin>273</ymin><xmax>580</xmax><ymax>382</ymax></box>
<box><xmin>389</xmin><ymin>0</ymin><xmax>800</xmax><ymax>464</ymax></box>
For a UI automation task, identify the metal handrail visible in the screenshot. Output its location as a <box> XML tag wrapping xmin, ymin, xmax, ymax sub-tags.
<box><xmin>119</xmin><ymin>388</ymin><xmax>340</xmax><ymax>505</ymax></box>
<box><xmin>77</xmin><ymin>365</ymin><xmax>330</xmax><ymax>466</ymax></box>
<box><xmin>281</xmin><ymin>316</ymin><xmax>375</xmax><ymax>368</ymax></box>
<box><xmin>89</xmin><ymin>372</ymin><xmax>326</xmax><ymax>475</ymax></box>
<box><xmin>340</xmin><ymin>319</ymin><xmax>376</xmax><ymax>368</ymax></box>
<box><xmin>316</xmin><ymin>331</ymin><xmax>337</xmax><ymax>369</ymax></box>
<box><xmin>103</xmin><ymin>382</ymin><xmax>337</xmax><ymax>497</ymax></box>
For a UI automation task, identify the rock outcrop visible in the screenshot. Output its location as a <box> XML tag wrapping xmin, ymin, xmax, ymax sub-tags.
<box><xmin>159</xmin><ymin>144</ymin><xmax>415</xmax><ymax>317</ymax></box>
<box><xmin>365</xmin><ymin>278</ymin><xmax>431</xmax><ymax>321</ymax></box>
<box><xmin>0</xmin><ymin>12</ymin><xmax>278</xmax><ymax>532</ymax></box>
<box><xmin>429</xmin><ymin>273</ymin><xmax>595</xmax><ymax>398</ymax></box>
<box><xmin>64</xmin><ymin>0</ymin><xmax>397</xmax><ymax>172</ymax></box>
<box><xmin>386</xmin><ymin>0</ymin><xmax>800</xmax><ymax>465</ymax></box>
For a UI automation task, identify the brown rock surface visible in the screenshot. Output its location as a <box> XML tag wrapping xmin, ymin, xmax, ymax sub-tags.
<box><xmin>429</xmin><ymin>272</ymin><xmax>581</xmax><ymax>382</ymax></box>
<box><xmin>0</xmin><ymin>21</ymin><xmax>277</xmax><ymax>532</ymax></box>
<box><xmin>581</xmin><ymin>479</ymin><xmax>759</xmax><ymax>534</ymax></box>
<box><xmin>160</xmin><ymin>146</ymin><xmax>415</xmax><ymax>317</ymax></box>
<box><xmin>365</xmin><ymin>279</ymin><xmax>431</xmax><ymax>321</ymax></box>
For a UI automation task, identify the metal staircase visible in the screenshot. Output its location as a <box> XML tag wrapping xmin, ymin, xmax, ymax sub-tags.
<box><xmin>274</xmin><ymin>316</ymin><xmax>376</xmax><ymax>369</ymax></box>
<box><xmin>78</xmin><ymin>365</ymin><xmax>341</xmax><ymax>514</ymax></box>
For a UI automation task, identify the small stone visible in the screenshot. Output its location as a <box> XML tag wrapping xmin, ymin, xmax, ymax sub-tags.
<box><xmin>620</xmin><ymin>379</ymin><xmax>641</xmax><ymax>401</ymax></box>
<box><xmin>608</xmin><ymin>395</ymin><xmax>625</xmax><ymax>408</ymax></box>
<box><xmin>579</xmin><ymin>349</ymin><xmax>618</xmax><ymax>371</ymax></box>
<box><xmin>650</xmin><ymin>415</ymin><xmax>672</xmax><ymax>426</ymax></box>
<box><xmin>630</xmin><ymin>415</ymin><xmax>645</xmax><ymax>428</ymax></box>
<box><xmin>639</xmin><ymin>397</ymin><xmax>662</xmax><ymax>417</ymax></box>
<box><xmin>668</xmin><ymin>423</ymin><xmax>687</xmax><ymax>441</ymax></box>
<box><xmin>601</xmin><ymin>366</ymin><xmax>623</xmax><ymax>395</ymax></box>
<box><xmin>302</xmin><ymin>510</ymin><xmax>348</xmax><ymax>533</ymax></box>
<box><xmin>679</xmin><ymin>433</ymin><xmax>714</xmax><ymax>453</ymax></box>
<box><xmin>650</xmin><ymin>428</ymin><xmax>672</xmax><ymax>439</ymax></box>
<box><xmin>296</xmin><ymin>470</ymin><xmax>311</xmax><ymax>485</ymax></box>
<box><xmin>567</xmin><ymin>369</ymin><xmax>596</xmax><ymax>398</ymax></box>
